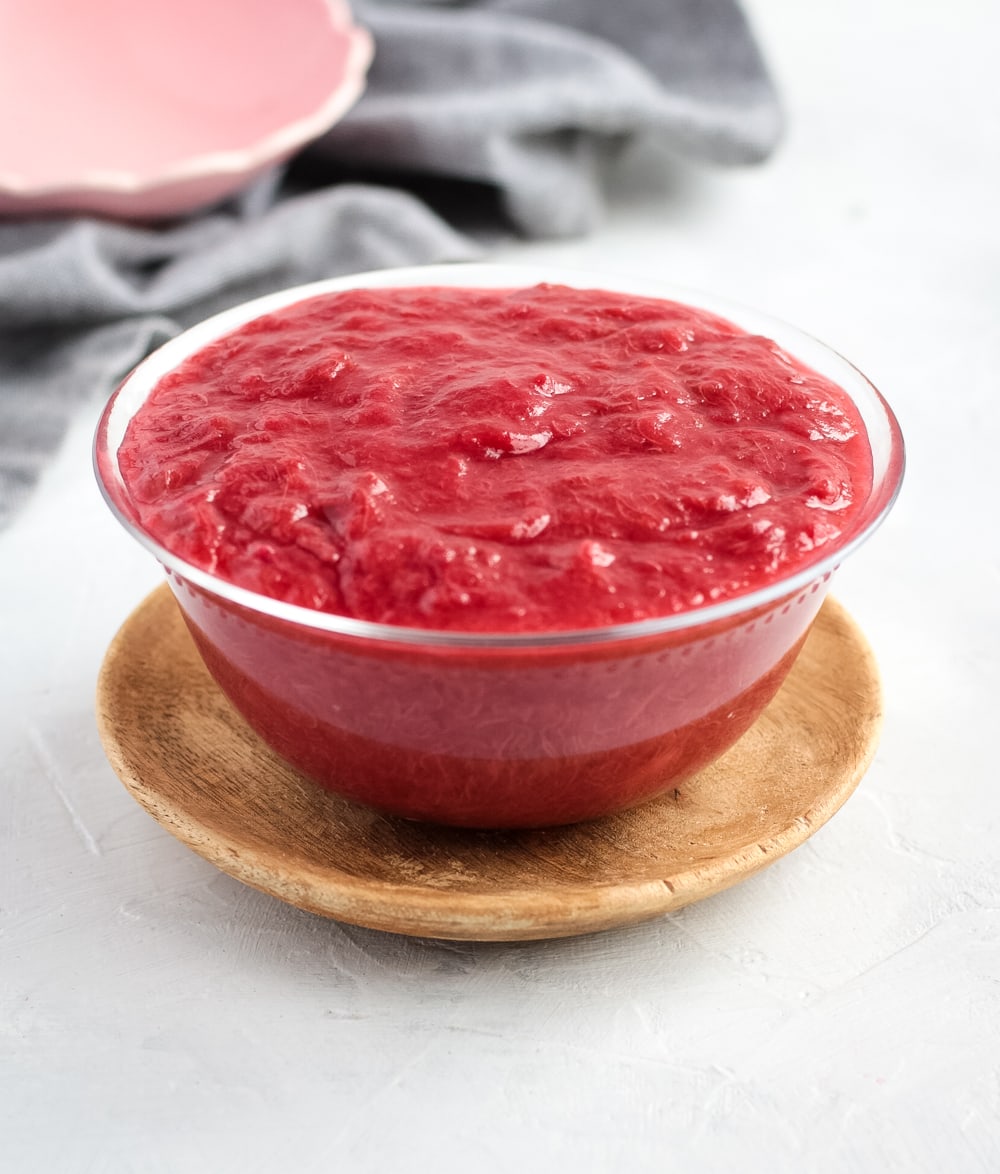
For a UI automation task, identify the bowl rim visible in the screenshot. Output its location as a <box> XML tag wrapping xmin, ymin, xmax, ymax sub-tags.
<box><xmin>0</xmin><ymin>0</ymin><xmax>372</xmax><ymax>201</ymax></box>
<box><xmin>94</xmin><ymin>261</ymin><xmax>906</xmax><ymax>649</ymax></box>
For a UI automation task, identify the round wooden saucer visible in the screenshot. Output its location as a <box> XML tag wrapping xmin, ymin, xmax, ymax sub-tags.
<box><xmin>96</xmin><ymin>586</ymin><xmax>882</xmax><ymax>941</ymax></box>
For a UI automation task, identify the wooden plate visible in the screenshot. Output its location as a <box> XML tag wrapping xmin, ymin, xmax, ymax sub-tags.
<box><xmin>96</xmin><ymin>586</ymin><xmax>882</xmax><ymax>941</ymax></box>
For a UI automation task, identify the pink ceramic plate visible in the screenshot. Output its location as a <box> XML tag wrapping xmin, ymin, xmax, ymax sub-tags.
<box><xmin>0</xmin><ymin>0</ymin><xmax>373</xmax><ymax>219</ymax></box>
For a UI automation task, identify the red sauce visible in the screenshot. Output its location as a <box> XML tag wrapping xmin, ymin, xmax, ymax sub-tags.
<box><xmin>120</xmin><ymin>284</ymin><xmax>873</xmax><ymax>632</ymax></box>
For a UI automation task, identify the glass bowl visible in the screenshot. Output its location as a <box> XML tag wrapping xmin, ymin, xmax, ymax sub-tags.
<box><xmin>95</xmin><ymin>264</ymin><xmax>904</xmax><ymax>828</ymax></box>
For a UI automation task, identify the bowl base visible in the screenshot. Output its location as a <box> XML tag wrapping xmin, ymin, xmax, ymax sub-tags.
<box><xmin>96</xmin><ymin>586</ymin><xmax>882</xmax><ymax>941</ymax></box>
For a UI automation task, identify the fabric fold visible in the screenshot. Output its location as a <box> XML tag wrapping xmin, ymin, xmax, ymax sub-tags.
<box><xmin>317</xmin><ymin>0</ymin><xmax>781</xmax><ymax>236</ymax></box>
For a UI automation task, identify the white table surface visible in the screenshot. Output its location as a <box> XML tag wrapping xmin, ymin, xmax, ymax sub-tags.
<box><xmin>3</xmin><ymin>2</ymin><xmax>999</xmax><ymax>1170</ymax></box>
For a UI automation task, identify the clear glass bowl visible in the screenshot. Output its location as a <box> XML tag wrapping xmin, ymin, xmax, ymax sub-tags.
<box><xmin>95</xmin><ymin>264</ymin><xmax>905</xmax><ymax>828</ymax></box>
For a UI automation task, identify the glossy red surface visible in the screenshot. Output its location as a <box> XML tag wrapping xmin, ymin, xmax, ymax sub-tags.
<box><xmin>119</xmin><ymin>285</ymin><xmax>872</xmax><ymax>633</ymax></box>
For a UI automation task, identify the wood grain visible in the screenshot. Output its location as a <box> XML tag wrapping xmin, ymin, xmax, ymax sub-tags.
<box><xmin>95</xmin><ymin>585</ymin><xmax>883</xmax><ymax>941</ymax></box>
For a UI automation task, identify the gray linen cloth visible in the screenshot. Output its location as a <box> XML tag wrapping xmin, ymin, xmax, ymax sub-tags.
<box><xmin>0</xmin><ymin>0</ymin><xmax>780</xmax><ymax>529</ymax></box>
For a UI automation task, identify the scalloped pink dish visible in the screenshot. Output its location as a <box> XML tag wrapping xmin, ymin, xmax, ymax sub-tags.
<box><xmin>0</xmin><ymin>0</ymin><xmax>373</xmax><ymax>220</ymax></box>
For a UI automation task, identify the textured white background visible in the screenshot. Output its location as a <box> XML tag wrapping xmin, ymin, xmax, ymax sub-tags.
<box><xmin>3</xmin><ymin>1</ymin><xmax>999</xmax><ymax>1170</ymax></box>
